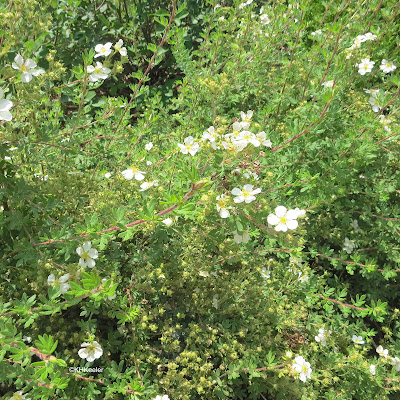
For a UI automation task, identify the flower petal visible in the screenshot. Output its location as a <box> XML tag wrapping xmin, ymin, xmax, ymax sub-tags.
<box><xmin>275</xmin><ymin>206</ymin><xmax>287</xmax><ymax>218</ymax></box>
<box><xmin>267</xmin><ymin>214</ymin><xmax>279</xmax><ymax>225</ymax></box>
<box><xmin>286</xmin><ymin>219</ymin><xmax>298</xmax><ymax>230</ymax></box>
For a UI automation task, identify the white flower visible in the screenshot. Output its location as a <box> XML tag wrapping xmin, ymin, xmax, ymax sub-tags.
<box><xmin>139</xmin><ymin>180</ymin><xmax>158</xmax><ymax>191</ymax></box>
<box><xmin>376</xmin><ymin>345</ymin><xmax>389</xmax><ymax>358</ymax></box>
<box><xmin>121</xmin><ymin>166</ymin><xmax>146</xmax><ymax>181</ymax></box>
<box><xmin>357</xmin><ymin>58</ymin><xmax>375</xmax><ymax>75</ymax></box>
<box><xmin>162</xmin><ymin>217</ymin><xmax>173</xmax><ymax>226</ymax></box>
<box><xmin>243</xmin><ymin>171</ymin><xmax>259</xmax><ymax>180</ymax></box>
<box><xmin>236</xmin><ymin>130</ymin><xmax>260</xmax><ymax>147</ymax></box>
<box><xmin>153</xmin><ymin>396</ymin><xmax>170</xmax><ymax>400</ymax></box>
<box><xmin>391</xmin><ymin>357</ymin><xmax>400</xmax><ymax>371</ymax></box>
<box><xmin>350</xmin><ymin>219</ymin><xmax>362</xmax><ymax>233</ymax></box>
<box><xmin>379</xmin><ymin>115</ymin><xmax>391</xmax><ymax>126</ymax></box>
<box><xmin>315</xmin><ymin>328</ymin><xmax>331</xmax><ymax>346</ymax></box>
<box><xmin>233</xmin><ymin>229</ymin><xmax>250</xmax><ymax>243</ymax></box>
<box><xmin>240</xmin><ymin>110</ymin><xmax>253</xmax><ymax>123</ymax></box>
<box><xmin>177</xmin><ymin>136</ymin><xmax>200</xmax><ymax>156</ymax></box>
<box><xmin>104</xmin><ymin>172</ymin><xmax>111</xmax><ymax>178</ymax></box>
<box><xmin>10</xmin><ymin>391</ymin><xmax>31</xmax><ymax>400</ymax></box>
<box><xmin>22</xmin><ymin>336</ymin><xmax>32</xmax><ymax>343</ymax></box>
<box><xmin>145</xmin><ymin>142</ymin><xmax>153</xmax><ymax>151</ymax></box>
<box><xmin>352</xmin><ymin>335</ymin><xmax>365</xmax><ymax>344</ymax></box>
<box><xmin>267</xmin><ymin>206</ymin><xmax>299</xmax><ymax>232</ymax></box>
<box><xmin>47</xmin><ymin>273</ymin><xmax>70</xmax><ymax>294</ymax></box>
<box><xmin>238</xmin><ymin>0</ymin><xmax>253</xmax><ymax>8</ymax></box>
<box><xmin>297</xmin><ymin>271</ymin><xmax>309</xmax><ymax>283</ymax></box>
<box><xmin>256</xmin><ymin>131</ymin><xmax>272</xmax><ymax>147</ymax></box>
<box><xmin>286</xmin><ymin>351</ymin><xmax>293</xmax><ymax>358</ymax></box>
<box><xmin>311</xmin><ymin>29</ymin><xmax>322</xmax><ymax>36</ymax></box>
<box><xmin>87</xmin><ymin>62</ymin><xmax>111</xmax><ymax>82</ymax></box>
<box><xmin>78</xmin><ymin>341</ymin><xmax>103</xmax><ymax>362</ymax></box>
<box><xmin>202</xmin><ymin>126</ymin><xmax>219</xmax><ymax>142</ymax></box>
<box><xmin>380</xmin><ymin>59</ymin><xmax>397</xmax><ymax>74</ymax></box>
<box><xmin>231</xmin><ymin>184</ymin><xmax>261</xmax><ymax>203</ymax></box>
<box><xmin>146</xmin><ymin>160</ymin><xmax>153</xmax><ymax>166</ymax></box>
<box><xmin>199</xmin><ymin>270</ymin><xmax>209</xmax><ymax>277</ymax></box>
<box><xmin>94</xmin><ymin>42</ymin><xmax>113</xmax><ymax>58</ymax></box>
<box><xmin>322</xmin><ymin>80</ymin><xmax>334</xmax><ymax>88</ymax></box>
<box><xmin>343</xmin><ymin>237</ymin><xmax>355</xmax><ymax>254</ymax></box>
<box><xmin>364</xmin><ymin>32</ymin><xmax>377</xmax><ymax>41</ymax></box>
<box><xmin>364</xmin><ymin>88</ymin><xmax>380</xmax><ymax>97</ymax></box>
<box><xmin>370</xmin><ymin>364</ymin><xmax>376</xmax><ymax>375</ymax></box>
<box><xmin>0</xmin><ymin>87</ymin><xmax>13</xmax><ymax>121</ymax></box>
<box><xmin>216</xmin><ymin>194</ymin><xmax>231</xmax><ymax>218</ymax></box>
<box><xmin>260</xmin><ymin>267</ymin><xmax>271</xmax><ymax>279</ymax></box>
<box><xmin>260</xmin><ymin>14</ymin><xmax>270</xmax><ymax>24</ymax></box>
<box><xmin>114</xmin><ymin>39</ymin><xmax>127</xmax><ymax>56</ymax></box>
<box><xmin>368</xmin><ymin>96</ymin><xmax>382</xmax><ymax>113</ymax></box>
<box><xmin>12</xmin><ymin>54</ymin><xmax>44</xmax><ymax>83</ymax></box>
<box><xmin>292</xmin><ymin>356</ymin><xmax>312</xmax><ymax>382</ymax></box>
<box><xmin>293</xmin><ymin>207</ymin><xmax>306</xmax><ymax>218</ymax></box>
<box><xmin>76</xmin><ymin>242</ymin><xmax>99</xmax><ymax>268</ymax></box>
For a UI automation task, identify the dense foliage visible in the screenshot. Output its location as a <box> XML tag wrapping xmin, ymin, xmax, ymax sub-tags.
<box><xmin>1</xmin><ymin>0</ymin><xmax>400</xmax><ymax>399</ymax></box>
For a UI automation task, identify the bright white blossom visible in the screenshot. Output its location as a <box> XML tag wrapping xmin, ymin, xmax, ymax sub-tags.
<box><xmin>145</xmin><ymin>142</ymin><xmax>153</xmax><ymax>151</ymax></box>
<box><xmin>240</xmin><ymin>110</ymin><xmax>253</xmax><ymax>123</ymax></box>
<box><xmin>78</xmin><ymin>341</ymin><xmax>103</xmax><ymax>362</ymax></box>
<box><xmin>363</xmin><ymin>32</ymin><xmax>377</xmax><ymax>41</ymax></box>
<box><xmin>162</xmin><ymin>217</ymin><xmax>173</xmax><ymax>226</ymax></box>
<box><xmin>104</xmin><ymin>172</ymin><xmax>111</xmax><ymax>178</ymax></box>
<box><xmin>121</xmin><ymin>166</ymin><xmax>146</xmax><ymax>181</ymax></box>
<box><xmin>370</xmin><ymin>364</ymin><xmax>376</xmax><ymax>375</ymax></box>
<box><xmin>233</xmin><ymin>229</ymin><xmax>250</xmax><ymax>243</ymax></box>
<box><xmin>292</xmin><ymin>356</ymin><xmax>312</xmax><ymax>382</ymax></box>
<box><xmin>315</xmin><ymin>328</ymin><xmax>331</xmax><ymax>347</ymax></box>
<box><xmin>322</xmin><ymin>80</ymin><xmax>334</xmax><ymax>88</ymax></box>
<box><xmin>267</xmin><ymin>206</ymin><xmax>299</xmax><ymax>232</ymax></box>
<box><xmin>368</xmin><ymin>95</ymin><xmax>382</xmax><ymax>113</ymax></box>
<box><xmin>311</xmin><ymin>29</ymin><xmax>322</xmax><ymax>36</ymax></box>
<box><xmin>260</xmin><ymin>14</ymin><xmax>270</xmax><ymax>25</ymax></box>
<box><xmin>243</xmin><ymin>171</ymin><xmax>259</xmax><ymax>180</ymax></box>
<box><xmin>146</xmin><ymin>160</ymin><xmax>153</xmax><ymax>166</ymax></box>
<box><xmin>231</xmin><ymin>184</ymin><xmax>261</xmax><ymax>203</ymax></box>
<box><xmin>139</xmin><ymin>180</ymin><xmax>158</xmax><ymax>191</ymax></box>
<box><xmin>376</xmin><ymin>345</ymin><xmax>389</xmax><ymax>358</ymax></box>
<box><xmin>94</xmin><ymin>42</ymin><xmax>112</xmax><ymax>58</ymax></box>
<box><xmin>216</xmin><ymin>194</ymin><xmax>231</xmax><ymax>218</ymax></box>
<box><xmin>87</xmin><ymin>62</ymin><xmax>111</xmax><ymax>82</ymax></box>
<box><xmin>380</xmin><ymin>59</ymin><xmax>397</xmax><ymax>74</ymax></box>
<box><xmin>177</xmin><ymin>136</ymin><xmax>200</xmax><ymax>156</ymax></box>
<box><xmin>357</xmin><ymin>58</ymin><xmax>375</xmax><ymax>75</ymax></box>
<box><xmin>260</xmin><ymin>267</ymin><xmax>271</xmax><ymax>279</ymax></box>
<box><xmin>153</xmin><ymin>396</ymin><xmax>170</xmax><ymax>400</ymax></box>
<box><xmin>76</xmin><ymin>242</ymin><xmax>99</xmax><ymax>268</ymax></box>
<box><xmin>350</xmin><ymin>219</ymin><xmax>362</xmax><ymax>233</ymax></box>
<box><xmin>352</xmin><ymin>335</ymin><xmax>365</xmax><ymax>345</ymax></box>
<box><xmin>10</xmin><ymin>391</ymin><xmax>31</xmax><ymax>400</ymax></box>
<box><xmin>343</xmin><ymin>237</ymin><xmax>355</xmax><ymax>254</ymax></box>
<box><xmin>256</xmin><ymin>131</ymin><xmax>272</xmax><ymax>147</ymax></box>
<box><xmin>47</xmin><ymin>273</ymin><xmax>70</xmax><ymax>294</ymax></box>
<box><xmin>12</xmin><ymin>54</ymin><xmax>44</xmax><ymax>83</ymax></box>
<box><xmin>114</xmin><ymin>39</ymin><xmax>127</xmax><ymax>56</ymax></box>
<box><xmin>0</xmin><ymin>87</ymin><xmax>13</xmax><ymax>121</ymax></box>
<box><xmin>391</xmin><ymin>357</ymin><xmax>400</xmax><ymax>371</ymax></box>
<box><xmin>293</xmin><ymin>207</ymin><xmax>306</xmax><ymax>218</ymax></box>
<box><xmin>238</xmin><ymin>0</ymin><xmax>253</xmax><ymax>9</ymax></box>
<box><xmin>379</xmin><ymin>115</ymin><xmax>391</xmax><ymax>132</ymax></box>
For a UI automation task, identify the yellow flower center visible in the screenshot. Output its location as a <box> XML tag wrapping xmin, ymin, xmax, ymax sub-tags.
<box><xmin>242</xmin><ymin>190</ymin><xmax>250</xmax><ymax>197</ymax></box>
<box><xmin>94</xmin><ymin>66</ymin><xmax>102</xmax><ymax>73</ymax></box>
<box><xmin>14</xmin><ymin>395</ymin><xmax>22</xmax><ymax>400</ymax></box>
<box><xmin>280</xmin><ymin>217</ymin><xmax>287</xmax><ymax>223</ymax></box>
<box><xmin>87</xmin><ymin>344</ymin><xmax>96</xmax><ymax>352</ymax></box>
<box><xmin>302</xmin><ymin>365</ymin><xmax>308</xmax><ymax>373</ymax></box>
<box><xmin>185</xmin><ymin>145</ymin><xmax>192</xmax><ymax>150</ymax></box>
<box><xmin>386</xmin><ymin>63</ymin><xmax>391</xmax><ymax>67</ymax></box>
<box><xmin>81</xmin><ymin>251</ymin><xmax>89</xmax><ymax>260</ymax></box>
<box><xmin>218</xmin><ymin>200</ymin><xmax>225</xmax><ymax>207</ymax></box>
<box><xmin>20</xmin><ymin>64</ymin><xmax>28</xmax><ymax>72</ymax></box>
